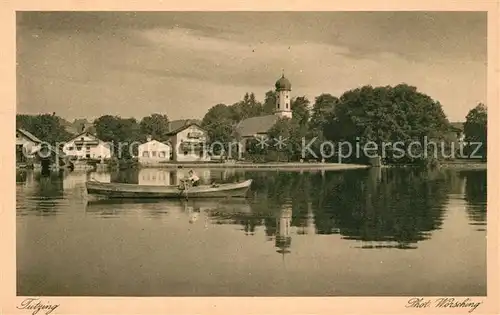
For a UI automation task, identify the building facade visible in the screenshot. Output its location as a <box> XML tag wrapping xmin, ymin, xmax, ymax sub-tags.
<box><xmin>62</xmin><ymin>132</ymin><xmax>112</xmax><ymax>160</ymax></box>
<box><xmin>138</xmin><ymin>138</ymin><xmax>172</xmax><ymax>165</ymax></box>
<box><xmin>167</xmin><ymin>121</ymin><xmax>210</xmax><ymax>162</ymax></box>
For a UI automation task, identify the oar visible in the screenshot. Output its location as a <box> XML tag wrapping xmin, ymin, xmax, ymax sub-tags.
<box><xmin>184</xmin><ymin>184</ymin><xmax>189</xmax><ymax>200</ymax></box>
<box><xmin>180</xmin><ymin>179</ymin><xmax>189</xmax><ymax>200</ymax></box>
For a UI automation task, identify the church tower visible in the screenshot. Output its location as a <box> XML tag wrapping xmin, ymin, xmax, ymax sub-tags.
<box><xmin>274</xmin><ymin>72</ymin><xmax>292</xmax><ymax>119</ymax></box>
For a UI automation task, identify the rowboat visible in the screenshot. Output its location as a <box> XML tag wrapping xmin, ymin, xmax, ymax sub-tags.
<box><xmin>85</xmin><ymin>179</ymin><xmax>253</xmax><ymax>199</ymax></box>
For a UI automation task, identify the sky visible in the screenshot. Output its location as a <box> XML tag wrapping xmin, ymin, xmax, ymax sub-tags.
<box><xmin>16</xmin><ymin>11</ymin><xmax>487</xmax><ymax>122</ymax></box>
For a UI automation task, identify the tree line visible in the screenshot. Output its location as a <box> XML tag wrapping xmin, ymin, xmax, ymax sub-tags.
<box><xmin>16</xmin><ymin>83</ymin><xmax>488</xmax><ymax>164</ymax></box>
<box><xmin>202</xmin><ymin>84</ymin><xmax>488</xmax><ymax>164</ymax></box>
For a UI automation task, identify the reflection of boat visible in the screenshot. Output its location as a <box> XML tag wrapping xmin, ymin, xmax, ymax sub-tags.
<box><xmin>85</xmin><ymin>197</ymin><xmax>253</xmax><ymax>216</ymax></box>
<box><xmin>85</xmin><ymin>179</ymin><xmax>253</xmax><ymax>199</ymax></box>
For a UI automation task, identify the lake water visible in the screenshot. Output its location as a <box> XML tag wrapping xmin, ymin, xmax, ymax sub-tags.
<box><xmin>16</xmin><ymin>167</ymin><xmax>487</xmax><ymax>296</ymax></box>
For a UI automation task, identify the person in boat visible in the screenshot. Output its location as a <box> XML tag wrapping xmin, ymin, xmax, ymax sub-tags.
<box><xmin>186</xmin><ymin>169</ymin><xmax>200</xmax><ymax>187</ymax></box>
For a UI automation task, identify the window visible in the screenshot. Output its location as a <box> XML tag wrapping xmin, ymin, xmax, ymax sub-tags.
<box><xmin>142</xmin><ymin>151</ymin><xmax>149</xmax><ymax>157</ymax></box>
<box><xmin>286</xmin><ymin>95</ymin><xmax>288</xmax><ymax>99</ymax></box>
<box><xmin>286</xmin><ymin>102</ymin><xmax>289</xmax><ymax>109</ymax></box>
<box><xmin>68</xmin><ymin>146</ymin><xmax>74</xmax><ymax>151</ymax></box>
<box><xmin>184</xmin><ymin>151</ymin><xmax>188</xmax><ymax>155</ymax></box>
<box><xmin>159</xmin><ymin>151</ymin><xmax>166</xmax><ymax>158</ymax></box>
<box><xmin>152</xmin><ymin>151</ymin><xmax>157</xmax><ymax>157</ymax></box>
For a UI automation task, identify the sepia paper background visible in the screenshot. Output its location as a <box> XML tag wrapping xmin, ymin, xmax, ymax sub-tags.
<box><xmin>1</xmin><ymin>0</ymin><xmax>498</xmax><ymax>314</ymax></box>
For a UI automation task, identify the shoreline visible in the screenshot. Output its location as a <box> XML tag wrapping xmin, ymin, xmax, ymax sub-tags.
<box><xmin>137</xmin><ymin>162</ymin><xmax>371</xmax><ymax>171</ymax></box>
<box><xmin>439</xmin><ymin>163</ymin><xmax>487</xmax><ymax>170</ymax></box>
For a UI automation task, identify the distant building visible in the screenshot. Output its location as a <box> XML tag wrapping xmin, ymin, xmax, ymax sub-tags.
<box><xmin>235</xmin><ymin>73</ymin><xmax>293</xmax><ymax>152</ymax></box>
<box><xmin>138</xmin><ymin>136</ymin><xmax>172</xmax><ymax>165</ymax></box>
<box><xmin>62</xmin><ymin>132</ymin><xmax>112</xmax><ymax>160</ymax></box>
<box><xmin>166</xmin><ymin>119</ymin><xmax>210</xmax><ymax>162</ymax></box>
<box><xmin>16</xmin><ymin>128</ymin><xmax>42</xmax><ymax>165</ymax></box>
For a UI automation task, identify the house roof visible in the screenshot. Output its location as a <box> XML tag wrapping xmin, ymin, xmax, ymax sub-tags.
<box><xmin>68</xmin><ymin>131</ymin><xmax>111</xmax><ymax>148</ymax></box>
<box><xmin>140</xmin><ymin>139</ymin><xmax>172</xmax><ymax>147</ymax></box>
<box><xmin>234</xmin><ymin>115</ymin><xmax>278</xmax><ymax>138</ymax></box>
<box><xmin>166</xmin><ymin>119</ymin><xmax>204</xmax><ymax>135</ymax></box>
<box><xmin>70</xmin><ymin>131</ymin><xmax>98</xmax><ymax>140</ymax></box>
<box><xmin>16</xmin><ymin>128</ymin><xmax>42</xmax><ymax>143</ymax></box>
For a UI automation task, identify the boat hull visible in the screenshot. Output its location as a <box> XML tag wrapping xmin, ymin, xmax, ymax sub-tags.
<box><xmin>86</xmin><ymin>179</ymin><xmax>252</xmax><ymax>199</ymax></box>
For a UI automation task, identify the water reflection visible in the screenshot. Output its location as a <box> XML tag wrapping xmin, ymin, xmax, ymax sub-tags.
<box><xmin>17</xmin><ymin>167</ymin><xmax>487</xmax><ymax>248</ymax></box>
<box><xmin>16</xmin><ymin>170</ymin><xmax>65</xmax><ymax>216</ymax></box>
<box><xmin>462</xmin><ymin>170</ymin><xmax>487</xmax><ymax>231</ymax></box>
<box><xmin>275</xmin><ymin>206</ymin><xmax>292</xmax><ymax>255</ymax></box>
<box><xmin>85</xmin><ymin>197</ymin><xmax>253</xmax><ymax>221</ymax></box>
<box><xmin>16</xmin><ymin>167</ymin><xmax>487</xmax><ymax>296</ymax></box>
<box><xmin>206</xmin><ymin>168</ymin><xmax>463</xmax><ymax>250</ymax></box>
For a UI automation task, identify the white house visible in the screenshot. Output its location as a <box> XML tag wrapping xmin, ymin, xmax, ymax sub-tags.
<box><xmin>138</xmin><ymin>137</ymin><xmax>172</xmax><ymax>165</ymax></box>
<box><xmin>62</xmin><ymin>132</ymin><xmax>112</xmax><ymax>160</ymax></box>
<box><xmin>167</xmin><ymin>120</ymin><xmax>210</xmax><ymax>162</ymax></box>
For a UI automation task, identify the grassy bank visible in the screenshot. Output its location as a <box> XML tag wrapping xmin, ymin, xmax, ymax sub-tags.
<box><xmin>439</xmin><ymin>159</ymin><xmax>487</xmax><ymax>170</ymax></box>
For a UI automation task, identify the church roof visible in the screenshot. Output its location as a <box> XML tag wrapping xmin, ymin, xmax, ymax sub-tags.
<box><xmin>275</xmin><ymin>74</ymin><xmax>292</xmax><ymax>91</ymax></box>
<box><xmin>235</xmin><ymin>115</ymin><xmax>278</xmax><ymax>138</ymax></box>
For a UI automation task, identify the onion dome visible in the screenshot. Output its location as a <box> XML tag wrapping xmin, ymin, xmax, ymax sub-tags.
<box><xmin>275</xmin><ymin>74</ymin><xmax>292</xmax><ymax>91</ymax></box>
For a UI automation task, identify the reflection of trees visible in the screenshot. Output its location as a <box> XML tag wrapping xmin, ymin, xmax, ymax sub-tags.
<box><xmin>16</xmin><ymin>170</ymin><xmax>28</xmax><ymax>183</ymax></box>
<box><xmin>462</xmin><ymin>170</ymin><xmax>487</xmax><ymax>229</ymax></box>
<box><xmin>205</xmin><ymin>168</ymin><xmax>453</xmax><ymax>250</ymax></box>
<box><xmin>322</xmin><ymin>168</ymin><xmax>448</xmax><ymax>248</ymax></box>
<box><xmin>31</xmin><ymin>172</ymin><xmax>64</xmax><ymax>216</ymax></box>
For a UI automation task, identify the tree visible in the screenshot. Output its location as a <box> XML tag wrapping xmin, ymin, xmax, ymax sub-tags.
<box><xmin>267</xmin><ymin>117</ymin><xmax>308</xmax><ymax>162</ymax></box>
<box><xmin>323</xmin><ymin>84</ymin><xmax>451</xmax><ymax>165</ymax></box>
<box><xmin>309</xmin><ymin>93</ymin><xmax>338</xmax><ymax>133</ymax></box>
<box><xmin>94</xmin><ymin>115</ymin><xmax>141</xmax><ymax>159</ymax></box>
<box><xmin>262</xmin><ymin>90</ymin><xmax>277</xmax><ymax>115</ymax></box>
<box><xmin>16</xmin><ymin>114</ymin><xmax>73</xmax><ymax>145</ymax></box>
<box><xmin>231</xmin><ymin>92</ymin><xmax>263</xmax><ymax>121</ymax></box>
<box><xmin>464</xmin><ymin>103</ymin><xmax>487</xmax><ymax>160</ymax></box>
<box><xmin>291</xmin><ymin>96</ymin><xmax>310</xmax><ymax>127</ymax></box>
<box><xmin>202</xmin><ymin>104</ymin><xmax>234</xmax><ymax>126</ymax></box>
<box><xmin>139</xmin><ymin>113</ymin><xmax>170</xmax><ymax>142</ymax></box>
<box><xmin>202</xmin><ymin>104</ymin><xmax>236</xmax><ymax>154</ymax></box>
